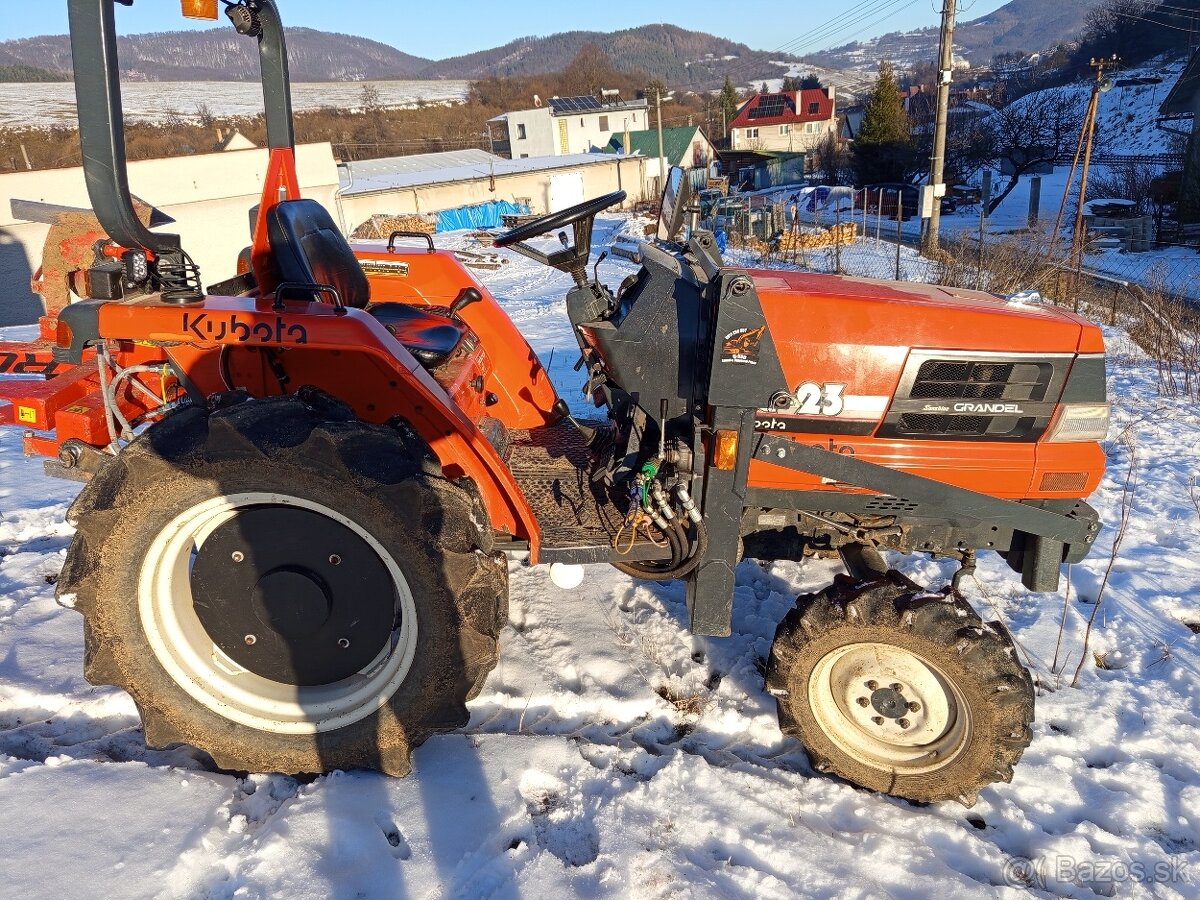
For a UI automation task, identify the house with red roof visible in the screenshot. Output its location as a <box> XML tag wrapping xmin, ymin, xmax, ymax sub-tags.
<box><xmin>729</xmin><ymin>87</ymin><xmax>837</xmax><ymax>153</ymax></box>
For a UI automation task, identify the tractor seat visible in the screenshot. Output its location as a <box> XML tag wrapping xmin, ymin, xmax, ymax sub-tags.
<box><xmin>268</xmin><ymin>199</ymin><xmax>469</xmax><ymax>367</ymax></box>
<box><xmin>365</xmin><ymin>302</ymin><xmax>469</xmax><ymax>367</ymax></box>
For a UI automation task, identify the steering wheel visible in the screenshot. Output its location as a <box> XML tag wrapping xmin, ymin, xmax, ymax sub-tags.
<box><xmin>493</xmin><ymin>190</ymin><xmax>626</xmax><ymax>286</ymax></box>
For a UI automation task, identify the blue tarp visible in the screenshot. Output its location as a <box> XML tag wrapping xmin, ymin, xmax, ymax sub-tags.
<box><xmin>436</xmin><ymin>200</ymin><xmax>530</xmax><ymax>232</ymax></box>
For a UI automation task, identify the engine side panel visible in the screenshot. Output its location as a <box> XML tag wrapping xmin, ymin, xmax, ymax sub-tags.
<box><xmin>745</xmin><ymin>269</ymin><xmax>1106</xmax><ymax>501</ymax></box>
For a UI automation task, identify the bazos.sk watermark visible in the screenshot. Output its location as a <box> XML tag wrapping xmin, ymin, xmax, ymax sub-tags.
<box><xmin>1003</xmin><ymin>855</ymin><xmax>1190</xmax><ymax>889</ymax></box>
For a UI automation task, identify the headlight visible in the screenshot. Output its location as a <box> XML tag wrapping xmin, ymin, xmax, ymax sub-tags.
<box><xmin>1045</xmin><ymin>403</ymin><xmax>1110</xmax><ymax>442</ymax></box>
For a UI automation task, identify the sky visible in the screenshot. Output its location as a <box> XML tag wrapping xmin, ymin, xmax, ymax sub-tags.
<box><xmin>1</xmin><ymin>1</ymin><xmax>1014</xmax><ymax>61</ymax></box>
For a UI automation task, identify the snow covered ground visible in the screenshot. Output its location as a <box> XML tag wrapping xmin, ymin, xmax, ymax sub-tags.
<box><xmin>0</xmin><ymin>220</ymin><xmax>1198</xmax><ymax>898</ymax></box>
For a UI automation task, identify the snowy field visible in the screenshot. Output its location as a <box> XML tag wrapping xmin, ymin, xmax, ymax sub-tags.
<box><xmin>0</xmin><ymin>80</ymin><xmax>471</xmax><ymax>129</ymax></box>
<box><xmin>0</xmin><ymin>219</ymin><xmax>1198</xmax><ymax>898</ymax></box>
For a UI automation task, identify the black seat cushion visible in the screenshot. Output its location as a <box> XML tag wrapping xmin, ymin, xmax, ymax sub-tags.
<box><xmin>268</xmin><ymin>199</ymin><xmax>468</xmax><ymax>367</ymax></box>
<box><xmin>268</xmin><ymin>199</ymin><xmax>370</xmax><ymax>308</ymax></box>
<box><xmin>366</xmin><ymin>302</ymin><xmax>469</xmax><ymax>367</ymax></box>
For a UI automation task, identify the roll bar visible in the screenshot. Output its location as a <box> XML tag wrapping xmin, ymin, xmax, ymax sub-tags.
<box><xmin>66</xmin><ymin>0</ymin><xmax>294</xmax><ymax>261</ymax></box>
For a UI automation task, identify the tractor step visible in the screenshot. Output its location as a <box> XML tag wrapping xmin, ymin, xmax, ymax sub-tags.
<box><xmin>507</xmin><ymin>421</ymin><xmax>669</xmax><ymax>565</ymax></box>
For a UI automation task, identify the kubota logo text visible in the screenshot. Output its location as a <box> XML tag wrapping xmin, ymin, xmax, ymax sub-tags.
<box><xmin>182</xmin><ymin>313</ymin><xmax>308</xmax><ymax>345</ymax></box>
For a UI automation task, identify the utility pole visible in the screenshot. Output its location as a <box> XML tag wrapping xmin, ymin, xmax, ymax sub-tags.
<box><xmin>656</xmin><ymin>87</ymin><xmax>667</xmax><ymax>193</ymax></box>
<box><xmin>1070</xmin><ymin>56</ymin><xmax>1117</xmax><ymax>276</ymax></box>
<box><xmin>924</xmin><ymin>0</ymin><xmax>957</xmax><ymax>252</ymax></box>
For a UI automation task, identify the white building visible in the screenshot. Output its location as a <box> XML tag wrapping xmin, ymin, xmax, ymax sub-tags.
<box><xmin>489</xmin><ymin>95</ymin><xmax>650</xmax><ymax>159</ymax></box>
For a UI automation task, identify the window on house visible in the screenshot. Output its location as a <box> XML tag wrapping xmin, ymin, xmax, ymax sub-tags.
<box><xmin>806</xmin><ymin>122</ymin><xmax>818</xmax><ymax>134</ymax></box>
<box><xmin>516</xmin><ymin>123</ymin><xmax>526</xmax><ymax>140</ymax></box>
<box><xmin>599</xmin><ymin>115</ymin><xmax>609</xmax><ymax>130</ymax></box>
<box><xmin>808</xmin><ymin>102</ymin><xmax>820</xmax><ymax>114</ymax></box>
<box><xmin>746</xmin><ymin>127</ymin><xmax>759</xmax><ymax>139</ymax></box>
<box><xmin>779</xmin><ymin>124</ymin><xmax>790</xmax><ymax>134</ymax></box>
<box><xmin>519</xmin><ymin>153</ymin><xmax>529</xmax><ymax>158</ymax></box>
<box><xmin>581</xmin><ymin>118</ymin><xmax>585</xmax><ymax>127</ymax></box>
<box><xmin>632</xmin><ymin>113</ymin><xmax>638</xmax><ymax>124</ymax></box>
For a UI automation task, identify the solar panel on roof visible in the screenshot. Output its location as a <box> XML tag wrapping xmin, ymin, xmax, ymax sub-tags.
<box><xmin>549</xmin><ymin>95</ymin><xmax>603</xmax><ymax>114</ymax></box>
<box><xmin>748</xmin><ymin>96</ymin><xmax>786</xmax><ymax>119</ymax></box>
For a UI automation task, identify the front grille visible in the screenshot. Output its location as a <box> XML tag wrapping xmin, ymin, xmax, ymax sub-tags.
<box><xmin>879</xmin><ymin>354</ymin><xmax>1065</xmax><ymax>442</ymax></box>
<box><xmin>909</xmin><ymin>360</ymin><xmax>1046</xmax><ymax>402</ymax></box>
<box><xmin>898</xmin><ymin>413</ymin><xmax>991</xmax><ymax>436</ymax></box>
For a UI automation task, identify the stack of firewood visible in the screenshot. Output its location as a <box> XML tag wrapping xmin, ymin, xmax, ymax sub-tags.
<box><xmin>351</xmin><ymin>214</ymin><xmax>436</xmax><ymax>239</ymax></box>
<box><xmin>776</xmin><ymin>222</ymin><xmax>858</xmax><ymax>251</ymax></box>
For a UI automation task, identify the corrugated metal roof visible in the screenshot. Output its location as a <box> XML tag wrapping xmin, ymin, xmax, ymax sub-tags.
<box><xmin>338</xmin><ymin>150</ymin><xmax>622</xmax><ymax>196</ymax></box>
<box><xmin>341</xmin><ymin>149</ymin><xmax>498</xmax><ymax>183</ymax></box>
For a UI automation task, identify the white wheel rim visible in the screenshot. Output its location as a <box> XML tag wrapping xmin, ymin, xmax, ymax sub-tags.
<box><xmin>808</xmin><ymin>642</ymin><xmax>971</xmax><ymax>774</ymax></box>
<box><xmin>138</xmin><ymin>492</ymin><xmax>418</xmax><ymax>735</ymax></box>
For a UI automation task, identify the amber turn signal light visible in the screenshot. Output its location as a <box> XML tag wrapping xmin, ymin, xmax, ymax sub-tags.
<box><xmin>713</xmin><ymin>430</ymin><xmax>739</xmax><ymax>470</ymax></box>
<box><xmin>181</xmin><ymin>0</ymin><xmax>219</xmax><ymax>21</ymax></box>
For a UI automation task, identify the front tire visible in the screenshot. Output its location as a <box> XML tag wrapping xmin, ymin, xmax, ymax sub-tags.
<box><xmin>767</xmin><ymin>572</ymin><xmax>1034</xmax><ymax>805</ymax></box>
<box><xmin>58</xmin><ymin>393</ymin><xmax>507</xmax><ymax>775</ymax></box>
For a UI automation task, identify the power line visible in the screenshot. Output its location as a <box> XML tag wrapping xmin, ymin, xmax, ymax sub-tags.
<box><xmin>696</xmin><ymin>0</ymin><xmax>916</xmax><ymax>87</ymax></box>
<box><xmin>1111</xmin><ymin>9</ymin><xmax>1200</xmax><ymax>31</ymax></box>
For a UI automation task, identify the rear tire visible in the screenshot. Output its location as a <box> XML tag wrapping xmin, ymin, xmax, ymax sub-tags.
<box><xmin>58</xmin><ymin>392</ymin><xmax>507</xmax><ymax>775</ymax></box>
<box><xmin>767</xmin><ymin>572</ymin><xmax>1034</xmax><ymax>806</ymax></box>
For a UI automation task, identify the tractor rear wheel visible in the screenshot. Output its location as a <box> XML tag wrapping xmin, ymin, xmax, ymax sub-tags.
<box><xmin>57</xmin><ymin>393</ymin><xmax>507</xmax><ymax>775</ymax></box>
<box><xmin>767</xmin><ymin>572</ymin><xmax>1034</xmax><ymax>806</ymax></box>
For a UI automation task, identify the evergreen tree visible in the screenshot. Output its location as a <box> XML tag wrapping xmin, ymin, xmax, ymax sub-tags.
<box><xmin>718</xmin><ymin>75</ymin><xmax>740</xmax><ymax>133</ymax></box>
<box><xmin>800</xmin><ymin>74</ymin><xmax>823</xmax><ymax>90</ymax></box>
<box><xmin>852</xmin><ymin>61</ymin><xmax>916</xmax><ymax>185</ymax></box>
<box><xmin>760</xmin><ymin>82</ymin><xmax>770</xmax><ymax>94</ymax></box>
<box><xmin>782</xmin><ymin>76</ymin><xmax>802</xmax><ymax>92</ymax></box>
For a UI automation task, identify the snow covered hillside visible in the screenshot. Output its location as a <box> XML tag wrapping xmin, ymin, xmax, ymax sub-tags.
<box><xmin>0</xmin><ymin>222</ymin><xmax>1197</xmax><ymax>898</ymax></box>
<box><xmin>1005</xmin><ymin>57</ymin><xmax>1188</xmax><ymax>157</ymax></box>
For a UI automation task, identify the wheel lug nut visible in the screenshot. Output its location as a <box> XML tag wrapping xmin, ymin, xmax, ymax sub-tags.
<box><xmin>898</xmin><ymin>718</ymin><xmax>910</xmax><ymax>729</ymax></box>
<box><xmin>244</xmin><ymin>634</ymin><xmax>257</xmax><ymax>645</ymax></box>
<box><xmin>856</xmin><ymin>697</ymin><xmax>870</xmax><ymax>707</ymax></box>
<box><xmin>329</xmin><ymin>554</ymin><xmax>342</xmax><ymax>566</ymax></box>
<box><xmin>866</xmin><ymin>680</ymin><xmax>878</xmax><ymax>690</ymax></box>
<box><xmin>871</xmin><ymin>716</ymin><xmax>884</xmax><ymax>725</ymax></box>
<box><xmin>231</xmin><ymin>551</ymin><xmax>244</xmax><ymax>562</ymax></box>
<box><xmin>336</xmin><ymin>637</ymin><xmax>350</xmax><ymax>649</ymax></box>
<box><xmin>908</xmin><ymin>701</ymin><xmax>921</xmax><ymax>712</ymax></box>
<box><xmin>890</xmin><ymin>683</ymin><xmax>903</xmax><ymax>692</ymax></box>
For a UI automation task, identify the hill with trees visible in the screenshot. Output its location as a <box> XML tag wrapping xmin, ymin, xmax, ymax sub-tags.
<box><xmin>0</xmin><ymin>24</ymin><xmax>795</xmax><ymax>87</ymax></box>
<box><xmin>0</xmin><ymin>63</ymin><xmax>66</xmax><ymax>82</ymax></box>
<box><xmin>0</xmin><ymin>28</ymin><xmax>432</xmax><ymax>82</ymax></box>
<box><xmin>421</xmin><ymin>24</ymin><xmax>795</xmax><ymax>87</ymax></box>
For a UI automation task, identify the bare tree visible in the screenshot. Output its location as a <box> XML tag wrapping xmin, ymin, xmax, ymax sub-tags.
<box><xmin>1080</xmin><ymin>0</ymin><xmax>1156</xmax><ymax>63</ymax></box>
<box><xmin>985</xmin><ymin>89</ymin><xmax>1084</xmax><ymax>214</ymax></box>
<box><xmin>561</xmin><ymin>44</ymin><xmax>615</xmax><ymax>98</ymax></box>
<box><xmin>813</xmin><ymin>132</ymin><xmax>848</xmax><ymax>184</ymax></box>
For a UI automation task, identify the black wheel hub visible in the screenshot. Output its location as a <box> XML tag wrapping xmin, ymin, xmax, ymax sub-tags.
<box><xmin>190</xmin><ymin>505</ymin><xmax>397</xmax><ymax>686</ymax></box>
<box><xmin>870</xmin><ymin>687</ymin><xmax>909</xmax><ymax>719</ymax></box>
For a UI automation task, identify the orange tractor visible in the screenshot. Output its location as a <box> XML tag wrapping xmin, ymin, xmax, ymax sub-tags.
<box><xmin>0</xmin><ymin>0</ymin><xmax>1108</xmax><ymax>805</ymax></box>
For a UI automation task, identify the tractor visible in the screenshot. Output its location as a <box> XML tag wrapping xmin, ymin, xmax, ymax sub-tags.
<box><xmin>0</xmin><ymin>0</ymin><xmax>1109</xmax><ymax>806</ymax></box>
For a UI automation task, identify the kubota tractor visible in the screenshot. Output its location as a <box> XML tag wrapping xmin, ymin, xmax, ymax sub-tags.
<box><xmin>0</xmin><ymin>0</ymin><xmax>1109</xmax><ymax>805</ymax></box>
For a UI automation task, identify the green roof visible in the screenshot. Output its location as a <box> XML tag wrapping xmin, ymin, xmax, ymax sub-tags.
<box><xmin>602</xmin><ymin>126</ymin><xmax>707</xmax><ymax>166</ymax></box>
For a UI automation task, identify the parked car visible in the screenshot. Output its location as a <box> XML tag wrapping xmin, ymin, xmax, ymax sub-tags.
<box><xmin>857</xmin><ymin>183</ymin><xmax>956</xmax><ymax>220</ymax></box>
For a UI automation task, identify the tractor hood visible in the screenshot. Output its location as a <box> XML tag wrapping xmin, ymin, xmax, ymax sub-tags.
<box><xmin>750</xmin><ymin>270</ymin><xmax>1104</xmax><ymax>356</ymax></box>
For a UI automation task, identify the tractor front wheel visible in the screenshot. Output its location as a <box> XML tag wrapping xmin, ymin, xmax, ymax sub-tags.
<box><xmin>767</xmin><ymin>572</ymin><xmax>1034</xmax><ymax>805</ymax></box>
<box><xmin>58</xmin><ymin>393</ymin><xmax>507</xmax><ymax>775</ymax></box>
